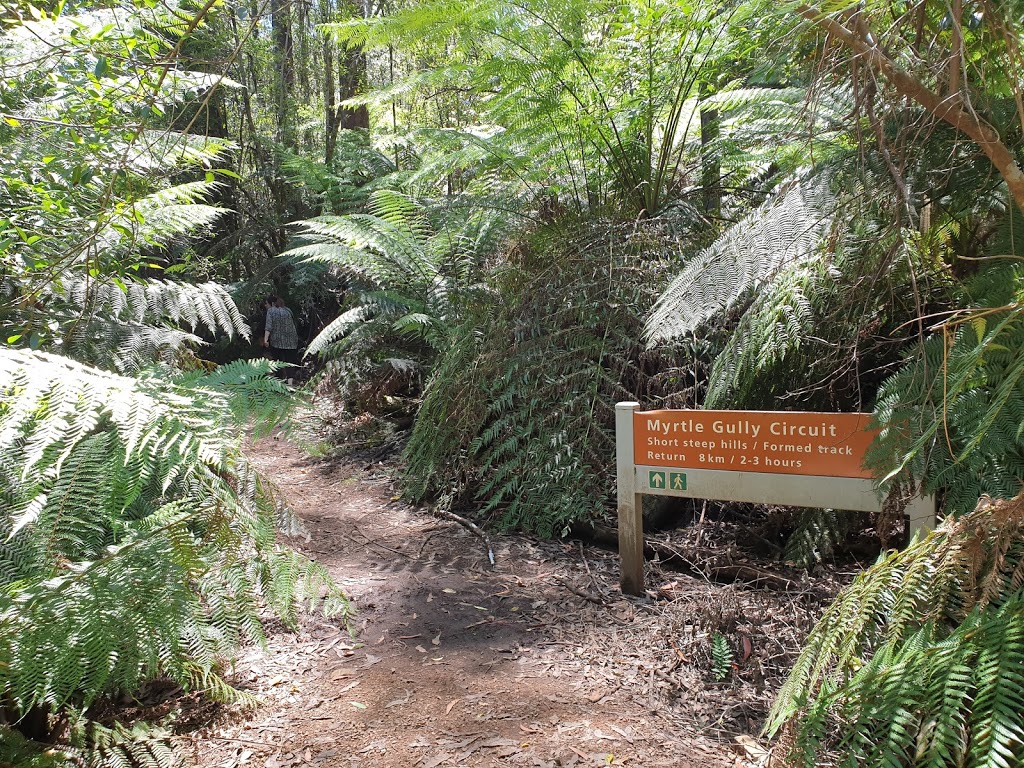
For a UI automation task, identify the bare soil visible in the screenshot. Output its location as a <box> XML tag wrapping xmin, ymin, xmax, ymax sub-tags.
<box><xmin>175</xmin><ymin>435</ymin><xmax>843</xmax><ymax>768</ymax></box>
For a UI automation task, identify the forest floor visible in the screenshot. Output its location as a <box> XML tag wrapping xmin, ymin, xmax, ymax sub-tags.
<box><xmin>172</xmin><ymin>432</ymin><xmax>849</xmax><ymax>768</ymax></box>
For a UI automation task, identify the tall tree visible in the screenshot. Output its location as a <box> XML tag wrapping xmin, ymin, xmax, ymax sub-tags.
<box><xmin>795</xmin><ymin>0</ymin><xmax>1024</xmax><ymax>216</ymax></box>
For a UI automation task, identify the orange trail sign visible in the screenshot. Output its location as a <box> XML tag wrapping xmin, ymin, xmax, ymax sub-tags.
<box><xmin>633</xmin><ymin>410</ymin><xmax>875</xmax><ymax>479</ymax></box>
<box><xmin>615</xmin><ymin>402</ymin><xmax>935</xmax><ymax>596</ymax></box>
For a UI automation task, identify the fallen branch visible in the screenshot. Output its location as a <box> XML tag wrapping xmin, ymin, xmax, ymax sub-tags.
<box><xmin>577</xmin><ymin>523</ymin><xmax>795</xmax><ymax>590</ymax></box>
<box><xmin>557</xmin><ymin>579</ymin><xmax>610</xmax><ymax>605</ymax></box>
<box><xmin>433</xmin><ymin>508</ymin><xmax>496</xmax><ymax>567</ymax></box>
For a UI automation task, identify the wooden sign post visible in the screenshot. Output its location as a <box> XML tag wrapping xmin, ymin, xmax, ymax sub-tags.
<box><xmin>615</xmin><ymin>402</ymin><xmax>936</xmax><ymax>595</ymax></box>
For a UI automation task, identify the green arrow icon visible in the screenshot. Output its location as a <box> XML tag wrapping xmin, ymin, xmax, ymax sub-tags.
<box><xmin>670</xmin><ymin>472</ymin><xmax>686</xmax><ymax>490</ymax></box>
<box><xmin>649</xmin><ymin>471</ymin><xmax>665</xmax><ymax>488</ymax></box>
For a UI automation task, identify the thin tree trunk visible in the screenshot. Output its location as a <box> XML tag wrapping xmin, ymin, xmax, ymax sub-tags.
<box><xmin>700</xmin><ymin>87</ymin><xmax>721</xmax><ymax>219</ymax></box>
<box><xmin>324</xmin><ymin>36</ymin><xmax>339</xmax><ymax>165</ymax></box>
<box><xmin>338</xmin><ymin>46</ymin><xmax>369</xmax><ymax>130</ymax></box>
<box><xmin>272</xmin><ymin>0</ymin><xmax>295</xmax><ymax>147</ymax></box>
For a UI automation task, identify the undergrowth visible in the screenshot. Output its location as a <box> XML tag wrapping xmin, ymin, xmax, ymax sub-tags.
<box><xmin>768</xmin><ymin>492</ymin><xmax>1024</xmax><ymax>767</ymax></box>
<box><xmin>0</xmin><ymin>352</ymin><xmax>350</xmax><ymax>765</ymax></box>
<box><xmin>403</xmin><ymin>219</ymin><xmax>689</xmax><ymax>536</ymax></box>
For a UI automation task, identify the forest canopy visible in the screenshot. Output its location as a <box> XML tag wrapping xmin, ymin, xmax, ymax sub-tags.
<box><xmin>2</xmin><ymin>0</ymin><xmax>1024</xmax><ymax>763</ymax></box>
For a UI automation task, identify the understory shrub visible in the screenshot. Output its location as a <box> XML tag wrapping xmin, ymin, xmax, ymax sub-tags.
<box><xmin>871</xmin><ymin>262</ymin><xmax>1024</xmax><ymax>517</ymax></box>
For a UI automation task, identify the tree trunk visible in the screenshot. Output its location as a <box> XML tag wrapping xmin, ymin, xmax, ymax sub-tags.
<box><xmin>324</xmin><ymin>36</ymin><xmax>339</xmax><ymax>165</ymax></box>
<box><xmin>700</xmin><ymin>91</ymin><xmax>721</xmax><ymax>219</ymax></box>
<box><xmin>271</xmin><ymin>0</ymin><xmax>295</xmax><ymax>147</ymax></box>
<box><xmin>338</xmin><ymin>46</ymin><xmax>369</xmax><ymax>130</ymax></box>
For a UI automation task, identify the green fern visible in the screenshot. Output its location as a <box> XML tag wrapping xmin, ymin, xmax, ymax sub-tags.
<box><xmin>404</xmin><ymin>219</ymin><xmax>683</xmax><ymax>536</ymax></box>
<box><xmin>326</xmin><ymin>0</ymin><xmax>749</xmax><ymax>217</ymax></box>
<box><xmin>0</xmin><ymin>5</ymin><xmax>241</xmax><ymax>371</ymax></box>
<box><xmin>279</xmin><ymin>135</ymin><xmax>398</xmax><ymax>214</ymax></box>
<box><xmin>782</xmin><ymin>507</ymin><xmax>854</xmax><ymax>567</ymax></box>
<box><xmin>870</xmin><ymin>263</ymin><xmax>1024</xmax><ymax>517</ymax></box>
<box><xmin>768</xmin><ymin>493</ymin><xmax>1024</xmax><ymax>768</ymax></box>
<box><xmin>286</xmin><ymin>187</ymin><xmax>512</xmax><ymax>409</ymax></box>
<box><xmin>645</xmin><ymin>173</ymin><xmax>836</xmax><ymax>346</ymax></box>
<box><xmin>0</xmin><ymin>350</ymin><xmax>349</xmax><ymax>758</ymax></box>
<box><xmin>711</xmin><ymin>633</ymin><xmax>733</xmax><ymax>681</ymax></box>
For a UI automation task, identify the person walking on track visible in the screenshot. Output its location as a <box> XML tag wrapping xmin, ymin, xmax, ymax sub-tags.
<box><xmin>262</xmin><ymin>295</ymin><xmax>299</xmax><ymax>386</ymax></box>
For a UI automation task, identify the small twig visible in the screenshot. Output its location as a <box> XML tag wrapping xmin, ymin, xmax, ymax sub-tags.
<box><xmin>647</xmin><ymin>667</ymin><xmax>656</xmax><ymax>711</ymax></box>
<box><xmin>579</xmin><ymin>540</ymin><xmax>607</xmax><ymax>597</ymax></box>
<box><xmin>694</xmin><ymin>501</ymin><xmax>708</xmax><ymax>548</ymax></box>
<box><xmin>179</xmin><ymin>735</ymin><xmax>274</xmax><ymax>748</ymax></box>
<box><xmin>558</xmin><ymin>578</ymin><xmax>608</xmax><ymax>605</ymax></box>
<box><xmin>344</xmin><ymin>524</ymin><xmax>412</xmax><ymax>559</ymax></box>
<box><xmin>415</xmin><ymin>531</ymin><xmax>442</xmax><ymax>558</ymax></box>
<box><xmin>433</xmin><ymin>508</ymin><xmax>496</xmax><ymax>567</ymax></box>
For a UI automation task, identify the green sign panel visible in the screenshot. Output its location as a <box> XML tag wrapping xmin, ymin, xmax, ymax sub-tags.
<box><xmin>648</xmin><ymin>471</ymin><xmax>686</xmax><ymax>490</ymax></box>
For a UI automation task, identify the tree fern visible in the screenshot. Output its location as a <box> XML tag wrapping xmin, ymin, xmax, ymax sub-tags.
<box><xmin>286</xmin><ymin>188</ymin><xmax>511</xmax><ymax>405</ymax></box>
<box><xmin>645</xmin><ymin>172</ymin><xmax>836</xmax><ymax>346</ymax></box>
<box><xmin>404</xmin><ymin>219</ymin><xmax>683</xmax><ymax>535</ymax></box>
<box><xmin>279</xmin><ymin>135</ymin><xmax>398</xmax><ymax>214</ymax></box>
<box><xmin>327</xmin><ymin>0</ymin><xmax>748</xmax><ymax>217</ymax></box>
<box><xmin>1</xmin><ymin>3</ymin><xmax>242</xmax><ymax>370</ymax></box>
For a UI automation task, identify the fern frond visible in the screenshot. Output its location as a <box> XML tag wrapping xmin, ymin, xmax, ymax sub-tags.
<box><xmin>870</xmin><ymin>263</ymin><xmax>1024</xmax><ymax>516</ymax></box>
<box><xmin>645</xmin><ymin>173</ymin><xmax>837</xmax><ymax>345</ymax></box>
<box><xmin>769</xmin><ymin>493</ymin><xmax>1024</xmax><ymax>768</ymax></box>
<box><xmin>404</xmin><ymin>219</ymin><xmax>682</xmax><ymax>536</ymax></box>
<box><xmin>0</xmin><ymin>349</ymin><xmax>348</xmax><ymax>746</ymax></box>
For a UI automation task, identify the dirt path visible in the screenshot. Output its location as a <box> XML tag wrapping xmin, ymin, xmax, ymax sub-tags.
<box><xmin>178</xmin><ymin>437</ymin><xmax>825</xmax><ymax>767</ymax></box>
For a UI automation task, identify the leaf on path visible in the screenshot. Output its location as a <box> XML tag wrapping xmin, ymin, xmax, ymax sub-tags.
<box><xmin>432</xmin><ymin>632</ymin><xmax>442</xmax><ymax>646</ymax></box>
<box><xmin>349</xmin><ymin>701</ymin><xmax>367</xmax><ymax>710</ymax></box>
<box><xmin>328</xmin><ymin>667</ymin><xmax>351</xmax><ymax>681</ymax></box>
<box><xmin>740</xmin><ymin>634</ymin><xmax>753</xmax><ymax>662</ymax></box>
<box><xmin>609</xmin><ymin>725</ymin><xmax>634</xmax><ymax>744</ymax></box>
<box><xmin>385</xmin><ymin>690</ymin><xmax>413</xmax><ymax>708</ymax></box>
<box><xmin>445</xmin><ymin>698</ymin><xmax>459</xmax><ymax>715</ymax></box>
<box><xmin>420</xmin><ymin>753</ymin><xmax>453</xmax><ymax>768</ymax></box>
<box><xmin>734</xmin><ymin>735</ymin><xmax>770</xmax><ymax>761</ymax></box>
